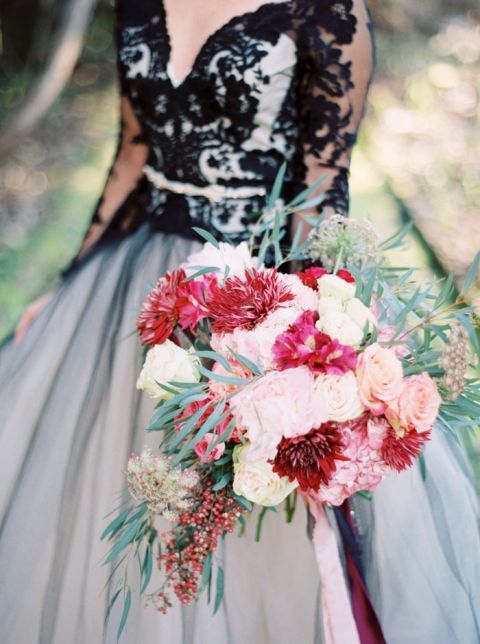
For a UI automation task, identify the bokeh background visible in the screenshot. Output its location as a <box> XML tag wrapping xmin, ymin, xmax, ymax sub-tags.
<box><xmin>1</xmin><ymin>0</ymin><xmax>479</xmax><ymax>474</ymax></box>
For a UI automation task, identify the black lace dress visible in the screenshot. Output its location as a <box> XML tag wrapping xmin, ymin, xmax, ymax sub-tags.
<box><xmin>2</xmin><ymin>2</ymin><xmax>479</xmax><ymax>643</ymax></box>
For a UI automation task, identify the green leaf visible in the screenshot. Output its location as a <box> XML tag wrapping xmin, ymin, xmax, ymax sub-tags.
<box><xmin>101</xmin><ymin>506</ymin><xmax>133</xmax><ymax>541</ymax></box>
<box><xmin>197</xmin><ymin>364</ymin><xmax>251</xmax><ymax>385</ymax></box>
<box><xmin>379</xmin><ymin>222</ymin><xmax>413</xmax><ymax>251</ymax></box>
<box><xmin>117</xmin><ymin>588</ymin><xmax>131</xmax><ymax>641</ymax></box>
<box><xmin>232</xmin><ymin>493</ymin><xmax>253</xmax><ymax>512</ymax></box>
<box><xmin>288</xmin><ymin>173</ymin><xmax>328</xmax><ymax>207</ymax></box>
<box><xmin>212</xmin><ymin>472</ymin><xmax>232</xmax><ymax>491</ymax></box>
<box><xmin>266</xmin><ymin>162</ymin><xmax>287</xmax><ymax>209</ymax></box>
<box><xmin>104</xmin><ymin>587</ymin><xmax>122</xmax><ymax>625</ymax></box>
<box><xmin>200</xmin><ymin>552</ymin><xmax>213</xmax><ymax>592</ymax></box>
<box><xmin>227</xmin><ymin>348</ymin><xmax>262</xmax><ymax>375</ymax></box>
<box><xmin>193</xmin><ymin>350</ymin><xmax>233</xmax><ymax>371</ymax></box>
<box><xmin>419</xmin><ymin>454</ymin><xmax>427</xmax><ymax>481</ymax></box>
<box><xmin>213</xmin><ymin>567</ymin><xmax>225</xmax><ymax>614</ymax></box>
<box><xmin>141</xmin><ymin>546</ymin><xmax>153</xmax><ymax>593</ymax></box>
<box><xmin>192</xmin><ymin>227</ymin><xmax>220</xmax><ymax>248</ymax></box>
<box><xmin>182</xmin><ymin>266</ymin><xmax>221</xmax><ymax>281</ymax></box>
<box><xmin>104</xmin><ymin>519</ymin><xmax>145</xmax><ymax>565</ymax></box>
<box><xmin>461</xmin><ymin>251</ymin><xmax>480</xmax><ymax>295</ymax></box>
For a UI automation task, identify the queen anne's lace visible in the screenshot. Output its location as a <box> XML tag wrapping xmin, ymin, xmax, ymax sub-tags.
<box><xmin>63</xmin><ymin>0</ymin><xmax>374</xmax><ymax>278</ymax></box>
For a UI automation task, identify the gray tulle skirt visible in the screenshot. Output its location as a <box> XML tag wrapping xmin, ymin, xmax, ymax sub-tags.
<box><xmin>0</xmin><ymin>224</ymin><xmax>479</xmax><ymax>644</ymax></box>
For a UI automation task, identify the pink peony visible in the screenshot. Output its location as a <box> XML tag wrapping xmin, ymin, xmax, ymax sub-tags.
<box><xmin>211</xmin><ymin>306</ymin><xmax>301</xmax><ymax>371</ymax></box>
<box><xmin>356</xmin><ymin>343</ymin><xmax>404</xmax><ymax>414</ymax></box>
<box><xmin>194</xmin><ymin>433</ymin><xmax>225</xmax><ymax>463</ymax></box>
<box><xmin>230</xmin><ymin>366</ymin><xmax>329</xmax><ymax>460</ymax></box>
<box><xmin>272</xmin><ymin>310</ymin><xmax>357</xmax><ymax>374</ymax></box>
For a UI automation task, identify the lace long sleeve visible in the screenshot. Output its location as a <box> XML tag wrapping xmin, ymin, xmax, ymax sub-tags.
<box><xmin>294</xmin><ymin>0</ymin><xmax>374</xmax><ymax>221</ymax></box>
<box><xmin>60</xmin><ymin>2</ymin><xmax>148</xmax><ymax>279</ymax></box>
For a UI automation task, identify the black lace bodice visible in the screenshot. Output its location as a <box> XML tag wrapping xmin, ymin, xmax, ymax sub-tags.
<box><xmin>62</xmin><ymin>0</ymin><xmax>374</xmax><ymax>278</ymax></box>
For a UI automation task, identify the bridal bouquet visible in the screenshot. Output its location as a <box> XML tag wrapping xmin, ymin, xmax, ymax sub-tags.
<box><xmin>103</xmin><ymin>175</ymin><xmax>480</xmax><ymax>637</ymax></box>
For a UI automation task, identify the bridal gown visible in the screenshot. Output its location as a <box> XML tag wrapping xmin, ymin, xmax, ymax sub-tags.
<box><xmin>1</xmin><ymin>0</ymin><xmax>479</xmax><ymax>642</ymax></box>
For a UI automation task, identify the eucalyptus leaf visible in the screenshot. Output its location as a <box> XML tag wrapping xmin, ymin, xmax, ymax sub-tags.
<box><xmin>192</xmin><ymin>227</ymin><xmax>220</xmax><ymax>248</ymax></box>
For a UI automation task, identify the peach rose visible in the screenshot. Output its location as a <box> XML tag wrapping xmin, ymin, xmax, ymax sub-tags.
<box><xmin>356</xmin><ymin>343</ymin><xmax>404</xmax><ymax>414</ymax></box>
<box><xmin>397</xmin><ymin>373</ymin><xmax>441</xmax><ymax>433</ymax></box>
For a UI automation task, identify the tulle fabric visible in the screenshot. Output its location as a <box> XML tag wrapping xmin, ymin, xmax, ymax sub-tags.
<box><xmin>0</xmin><ymin>225</ymin><xmax>321</xmax><ymax>644</ymax></box>
<box><xmin>352</xmin><ymin>428</ymin><xmax>480</xmax><ymax>644</ymax></box>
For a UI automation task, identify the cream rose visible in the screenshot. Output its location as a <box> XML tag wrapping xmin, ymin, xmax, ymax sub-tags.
<box><xmin>315</xmin><ymin>372</ymin><xmax>364</xmax><ymax>422</ymax></box>
<box><xmin>317</xmin><ymin>296</ymin><xmax>344</xmax><ymax>316</ymax></box>
<box><xmin>232</xmin><ymin>444</ymin><xmax>298</xmax><ymax>506</ymax></box>
<box><xmin>316</xmin><ymin>310</ymin><xmax>364</xmax><ymax>347</ymax></box>
<box><xmin>398</xmin><ymin>373</ymin><xmax>441</xmax><ymax>433</ymax></box>
<box><xmin>317</xmin><ymin>274</ymin><xmax>356</xmax><ymax>302</ymax></box>
<box><xmin>344</xmin><ymin>297</ymin><xmax>377</xmax><ymax>334</ymax></box>
<box><xmin>356</xmin><ymin>343</ymin><xmax>404</xmax><ymax>413</ymax></box>
<box><xmin>136</xmin><ymin>341</ymin><xmax>200</xmax><ymax>400</ymax></box>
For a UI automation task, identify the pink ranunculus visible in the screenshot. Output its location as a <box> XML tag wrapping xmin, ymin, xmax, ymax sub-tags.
<box><xmin>313</xmin><ymin>417</ymin><xmax>388</xmax><ymax>506</ymax></box>
<box><xmin>397</xmin><ymin>372</ymin><xmax>441</xmax><ymax>433</ymax></box>
<box><xmin>194</xmin><ymin>433</ymin><xmax>225</xmax><ymax>463</ymax></box>
<box><xmin>230</xmin><ymin>366</ymin><xmax>329</xmax><ymax>460</ymax></box>
<box><xmin>356</xmin><ymin>343</ymin><xmax>404</xmax><ymax>414</ymax></box>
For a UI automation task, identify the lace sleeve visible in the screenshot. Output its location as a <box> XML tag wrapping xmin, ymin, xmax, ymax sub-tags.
<box><xmin>293</xmin><ymin>0</ymin><xmax>374</xmax><ymax>222</ymax></box>
<box><xmin>60</xmin><ymin>2</ymin><xmax>148</xmax><ymax>279</ymax></box>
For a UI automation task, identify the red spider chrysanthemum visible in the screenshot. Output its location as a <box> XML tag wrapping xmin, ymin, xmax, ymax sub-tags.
<box><xmin>207</xmin><ymin>268</ymin><xmax>294</xmax><ymax>334</ymax></box>
<box><xmin>137</xmin><ymin>269</ymin><xmax>186</xmax><ymax>345</ymax></box>
<box><xmin>271</xmin><ymin>423</ymin><xmax>347</xmax><ymax>492</ymax></box>
<box><xmin>272</xmin><ymin>310</ymin><xmax>357</xmax><ymax>374</ymax></box>
<box><xmin>381</xmin><ymin>427</ymin><xmax>431</xmax><ymax>472</ymax></box>
<box><xmin>296</xmin><ymin>267</ymin><xmax>328</xmax><ymax>290</ymax></box>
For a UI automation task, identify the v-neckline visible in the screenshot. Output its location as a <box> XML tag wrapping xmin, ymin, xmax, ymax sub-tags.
<box><xmin>159</xmin><ymin>0</ymin><xmax>291</xmax><ymax>90</ymax></box>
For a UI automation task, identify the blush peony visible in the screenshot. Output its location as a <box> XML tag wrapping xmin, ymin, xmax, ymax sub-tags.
<box><xmin>230</xmin><ymin>366</ymin><xmax>328</xmax><ymax>460</ymax></box>
<box><xmin>182</xmin><ymin>241</ymin><xmax>256</xmax><ymax>279</ymax></box>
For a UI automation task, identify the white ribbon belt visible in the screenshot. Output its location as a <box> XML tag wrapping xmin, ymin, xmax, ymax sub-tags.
<box><xmin>143</xmin><ymin>165</ymin><xmax>267</xmax><ymax>203</ymax></box>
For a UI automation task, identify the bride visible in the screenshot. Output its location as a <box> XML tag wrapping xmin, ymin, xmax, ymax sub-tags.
<box><xmin>1</xmin><ymin>1</ymin><xmax>479</xmax><ymax>642</ymax></box>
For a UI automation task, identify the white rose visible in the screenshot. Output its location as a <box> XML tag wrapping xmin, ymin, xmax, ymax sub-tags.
<box><xmin>315</xmin><ymin>372</ymin><xmax>364</xmax><ymax>422</ymax></box>
<box><xmin>344</xmin><ymin>297</ymin><xmax>377</xmax><ymax>334</ymax></box>
<box><xmin>136</xmin><ymin>341</ymin><xmax>200</xmax><ymax>400</ymax></box>
<box><xmin>317</xmin><ymin>296</ymin><xmax>344</xmax><ymax>316</ymax></box>
<box><xmin>182</xmin><ymin>241</ymin><xmax>257</xmax><ymax>279</ymax></box>
<box><xmin>316</xmin><ymin>311</ymin><xmax>364</xmax><ymax>347</ymax></box>
<box><xmin>317</xmin><ymin>274</ymin><xmax>355</xmax><ymax>302</ymax></box>
<box><xmin>232</xmin><ymin>444</ymin><xmax>298</xmax><ymax>506</ymax></box>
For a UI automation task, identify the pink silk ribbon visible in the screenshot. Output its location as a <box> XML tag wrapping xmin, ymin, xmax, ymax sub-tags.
<box><xmin>308</xmin><ymin>497</ymin><xmax>361</xmax><ymax>644</ymax></box>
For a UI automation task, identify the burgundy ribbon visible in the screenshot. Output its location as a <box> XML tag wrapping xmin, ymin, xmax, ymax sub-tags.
<box><xmin>338</xmin><ymin>500</ymin><xmax>386</xmax><ymax>644</ymax></box>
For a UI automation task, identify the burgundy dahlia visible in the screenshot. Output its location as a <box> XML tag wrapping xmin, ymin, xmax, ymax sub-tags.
<box><xmin>381</xmin><ymin>427</ymin><xmax>431</xmax><ymax>472</ymax></box>
<box><xmin>137</xmin><ymin>269</ymin><xmax>186</xmax><ymax>345</ymax></box>
<box><xmin>272</xmin><ymin>423</ymin><xmax>347</xmax><ymax>492</ymax></box>
<box><xmin>207</xmin><ymin>268</ymin><xmax>294</xmax><ymax>334</ymax></box>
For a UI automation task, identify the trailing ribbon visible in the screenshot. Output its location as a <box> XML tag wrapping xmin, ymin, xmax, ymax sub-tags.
<box><xmin>308</xmin><ymin>496</ymin><xmax>361</xmax><ymax>644</ymax></box>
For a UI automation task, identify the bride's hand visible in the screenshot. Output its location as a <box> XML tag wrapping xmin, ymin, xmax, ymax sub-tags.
<box><xmin>15</xmin><ymin>290</ymin><xmax>56</xmax><ymax>344</ymax></box>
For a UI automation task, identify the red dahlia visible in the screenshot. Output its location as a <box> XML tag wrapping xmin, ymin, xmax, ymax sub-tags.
<box><xmin>207</xmin><ymin>268</ymin><xmax>294</xmax><ymax>334</ymax></box>
<box><xmin>272</xmin><ymin>423</ymin><xmax>347</xmax><ymax>492</ymax></box>
<box><xmin>137</xmin><ymin>269</ymin><xmax>186</xmax><ymax>345</ymax></box>
<box><xmin>381</xmin><ymin>427</ymin><xmax>431</xmax><ymax>472</ymax></box>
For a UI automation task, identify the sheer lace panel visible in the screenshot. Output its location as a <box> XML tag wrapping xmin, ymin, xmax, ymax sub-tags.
<box><xmin>294</xmin><ymin>0</ymin><xmax>374</xmax><ymax>219</ymax></box>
